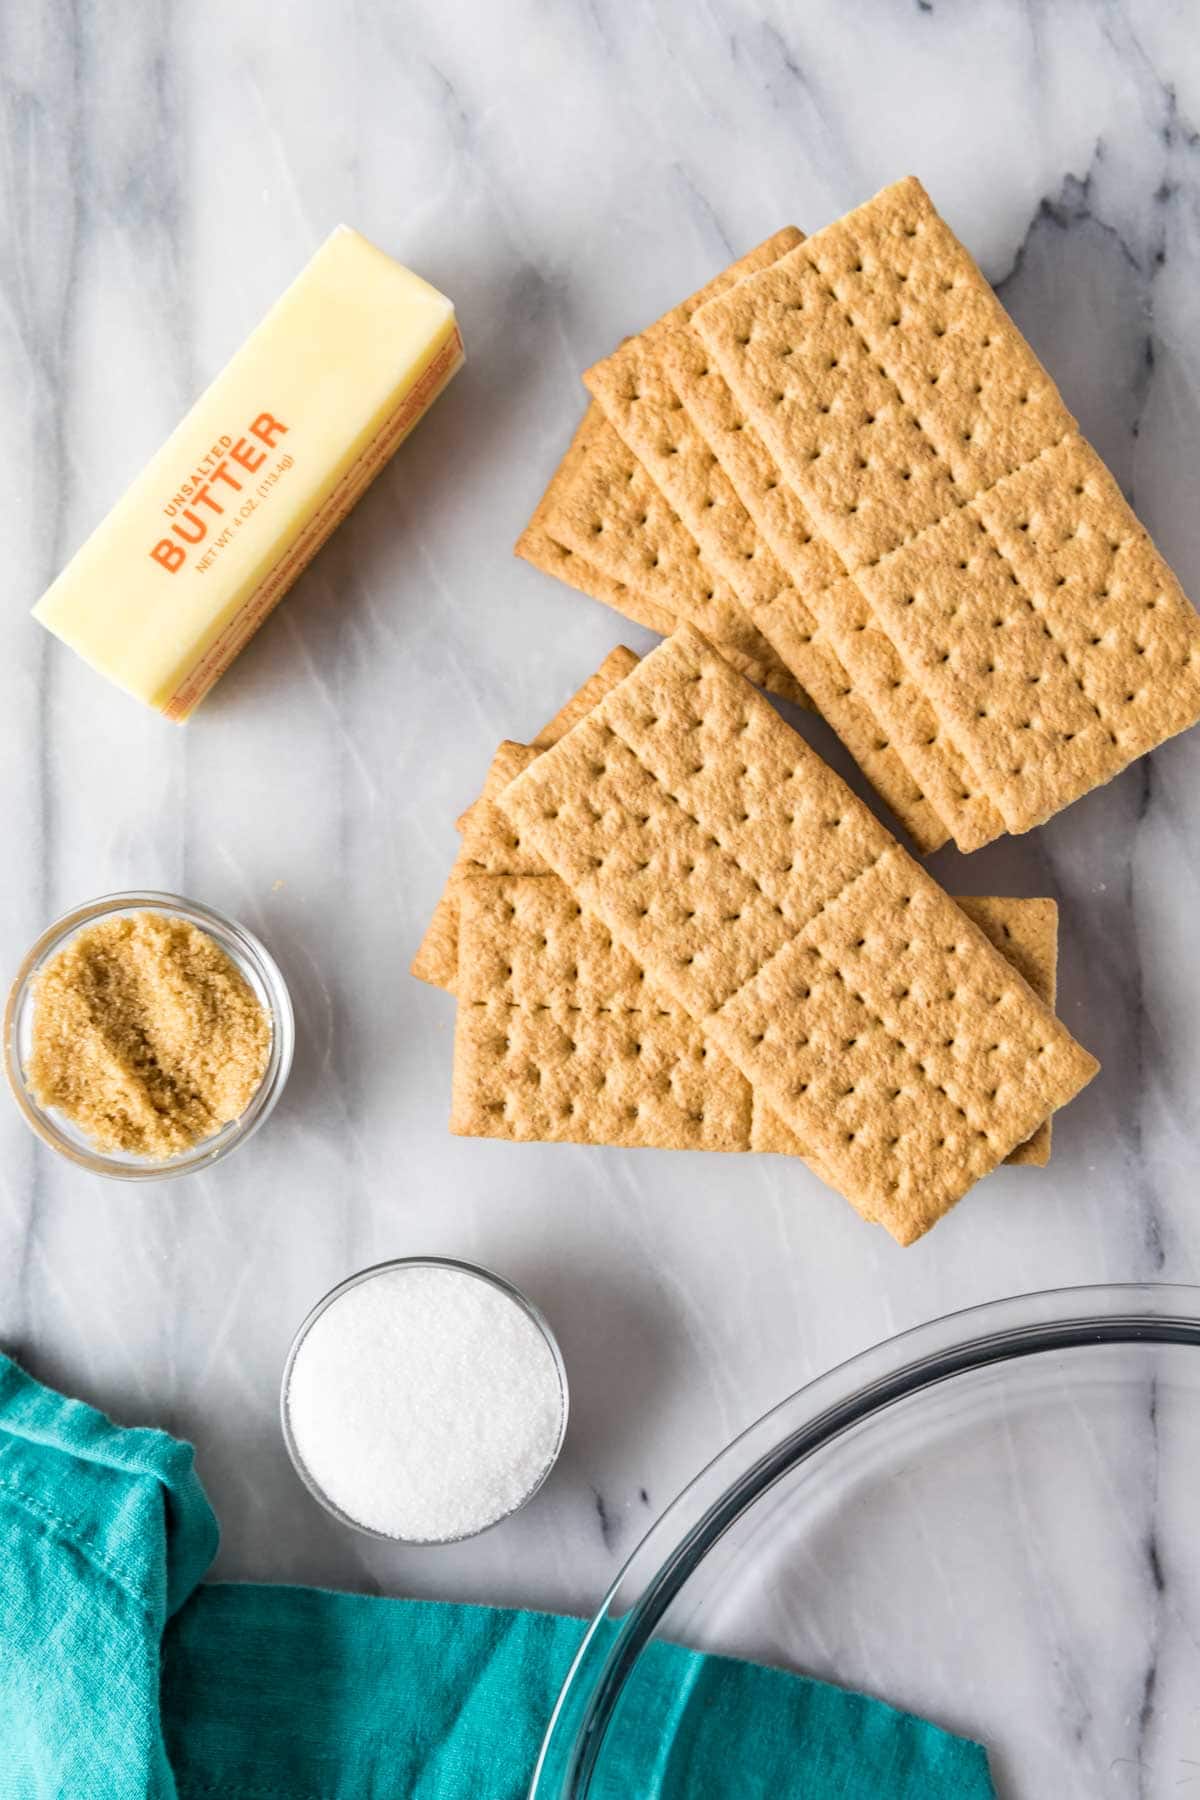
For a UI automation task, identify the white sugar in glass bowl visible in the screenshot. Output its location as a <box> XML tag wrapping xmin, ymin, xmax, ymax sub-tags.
<box><xmin>281</xmin><ymin>1257</ymin><xmax>569</xmax><ymax>1544</ymax></box>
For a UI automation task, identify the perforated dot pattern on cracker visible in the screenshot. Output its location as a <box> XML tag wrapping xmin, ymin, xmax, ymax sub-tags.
<box><xmin>515</xmin><ymin>518</ymin><xmax>679</xmax><ymax>638</ymax></box>
<box><xmin>443</xmin><ymin>696</ymin><xmax>1056</xmax><ymax>1183</ymax></box>
<box><xmin>452</xmin><ymin>874</ymin><xmax>756</xmax><ymax>1151</ymax></box>
<box><xmin>538</xmin><ymin>404</ymin><xmax>806</xmax><ymax>704</ymax></box>
<box><xmin>586</xmin><ymin>276</ymin><xmax>948</xmax><ymax>851</ymax></box>
<box><xmin>411</xmin><ymin>650</ymin><xmax>641</xmax><ymax>992</ymax></box>
<box><xmin>532</xmin><ymin>647</ymin><xmax>642</xmax><ymax>748</ymax></box>
<box><xmin>954</xmin><ymin>895</ymin><xmax>1058</xmax><ymax>1166</ymax></box>
<box><xmin>753</xmin><ymin>894</ymin><xmax>1059</xmax><ymax>1168</ymax></box>
<box><xmin>515</xmin><ymin>407</ymin><xmax>680</xmax><ymax>641</ymax></box>
<box><xmin>499</xmin><ymin>627</ymin><xmax>1097</xmax><ymax>1241</ymax></box>
<box><xmin>660</xmin><ymin>315</ymin><xmax>1004</xmax><ymax>853</ymax></box>
<box><xmin>693</xmin><ymin>177</ymin><xmax>1200</xmax><ymax>833</ymax></box>
<box><xmin>410</xmin><ymin>741</ymin><xmax>541</xmax><ymax>993</ymax></box>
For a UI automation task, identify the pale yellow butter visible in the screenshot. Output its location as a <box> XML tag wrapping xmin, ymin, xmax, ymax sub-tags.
<box><xmin>33</xmin><ymin>226</ymin><xmax>463</xmax><ymax>719</ymax></box>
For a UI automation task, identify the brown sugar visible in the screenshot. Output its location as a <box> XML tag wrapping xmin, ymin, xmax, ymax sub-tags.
<box><xmin>28</xmin><ymin>910</ymin><xmax>271</xmax><ymax>1157</ymax></box>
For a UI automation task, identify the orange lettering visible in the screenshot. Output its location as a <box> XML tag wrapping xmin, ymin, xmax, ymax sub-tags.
<box><xmin>230</xmin><ymin>436</ymin><xmax>265</xmax><ymax>473</ymax></box>
<box><xmin>172</xmin><ymin>509</ymin><xmax>207</xmax><ymax>545</ymax></box>
<box><xmin>192</xmin><ymin>482</ymin><xmax>224</xmax><ymax>516</ymax></box>
<box><xmin>210</xmin><ymin>458</ymin><xmax>242</xmax><ymax>492</ymax></box>
<box><xmin>250</xmin><ymin>411</ymin><xmax>288</xmax><ymax>447</ymax></box>
<box><xmin>151</xmin><ymin>539</ymin><xmax>185</xmax><ymax>572</ymax></box>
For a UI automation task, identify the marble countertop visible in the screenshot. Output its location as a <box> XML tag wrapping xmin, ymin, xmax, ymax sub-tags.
<box><xmin>3</xmin><ymin>3</ymin><xmax>1200</xmax><ymax>1791</ymax></box>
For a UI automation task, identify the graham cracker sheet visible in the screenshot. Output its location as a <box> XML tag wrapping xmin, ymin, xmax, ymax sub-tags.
<box><xmin>411</xmin><ymin>741</ymin><xmax>538</xmax><ymax>992</ymax></box>
<box><xmin>515</xmin><ymin>408</ymin><xmax>680</xmax><ymax>641</ymax></box>
<box><xmin>411</xmin><ymin>649</ymin><xmax>640</xmax><ymax>992</ymax></box>
<box><xmin>514</xmin><ymin>517</ymin><xmax>678</xmax><ymax>638</ymax></box>
<box><xmin>660</xmin><ymin>325</ymin><xmax>1003</xmax><ymax>853</ymax></box>
<box><xmin>584</xmin><ymin>274</ymin><xmax>948</xmax><ymax>853</ymax></box>
<box><xmin>530</xmin><ymin>402</ymin><xmax>807</xmax><ymax>705</ymax></box>
<box><xmin>449</xmin><ymin>704</ymin><xmax>1058</xmax><ymax>1176</ymax></box>
<box><xmin>532</xmin><ymin>646</ymin><xmax>642</xmax><ymax>749</ymax></box>
<box><xmin>457</xmin><ymin>646</ymin><xmax>640</xmax><ymax>828</ymax></box>
<box><xmin>497</xmin><ymin>626</ymin><xmax>1097</xmax><ymax>1243</ymax></box>
<box><xmin>450</xmin><ymin>737</ymin><xmax>770</xmax><ymax>1157</ymax></box>
<box><xmin>748</xmin><ymin>895</ymin><xmax>1058</xmax><ymax>1168</ymax></box>
<box><xmin>692</xmin><ymin>176</ymin><xmax>1200</xmax><ymax>834</ymax></box>
<box><xmin>954</xmin><ymin>895</ymin><xmax>1058</xmax><ymax>1166</ymax></box>
<box><xmin>409</xmin><ymin>889</ymin><xmax>462</xmax><ymax>997</ymax></box>
<box><xmin>452</xmin><ymin>873</ymin><xmax>759</xmax><ymax>1152</ymax></box>
<box><xmin>516</xmin><ymin>232</ymin><xmax>814</xmax><ymax>708</ymax></box>
<box><xmin>457</xmin><ymin>865</ymin><xmax>1060</xmax><ymax>1171</ymax></box>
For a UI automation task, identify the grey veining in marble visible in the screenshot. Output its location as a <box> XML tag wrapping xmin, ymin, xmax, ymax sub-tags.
<box><xmin>3</xmin><ymin>3</ymin><xmax>1200</xmax><ymax>1793</ymax></box>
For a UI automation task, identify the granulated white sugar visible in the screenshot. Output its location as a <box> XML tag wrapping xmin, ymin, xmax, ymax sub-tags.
<box><xmin>284</xmin><ymin>1263</ymin><xmax>565</xmax><ymax>1542</ymax></box>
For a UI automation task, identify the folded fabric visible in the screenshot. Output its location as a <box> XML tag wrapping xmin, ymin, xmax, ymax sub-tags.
<box><xmin>0</xmin><ymin>1351</ymin><xmax>995</xmax><ymax>1799</ymax></box>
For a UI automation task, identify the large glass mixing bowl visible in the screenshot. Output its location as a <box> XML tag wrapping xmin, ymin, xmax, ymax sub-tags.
<box><xmin>533</xmin><ymin>1284</ymin><xmax>1200</xmax><ymax>1799</ymax></box>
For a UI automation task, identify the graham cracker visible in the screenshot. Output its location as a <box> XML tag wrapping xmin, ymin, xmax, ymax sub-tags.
<box><xmin>954</xmin><ymin>896</ymin><xmax>1057</xmax><ymax>1166</ymax></box>
<box><xmin>411</xmin><ymin>650</ymin><xmax>641</xmax><ymax>992</ymax></box>
<box><xmin>692</xmin><ymin>176</ymin><xmax>1200</xmax><ymax>834</ymax></box>
<box><xmin>519</xmin><ymin>234</ymin><xmax>812</xmax><ymax>707</ymax></box>
<box><xmin>452</xmin><ymin>874</ymin><xmax>759</xmax><ymax>1152</ymax></box>
<box><xmin>515</xmin><ymin>408</ymin><xmax>680</xmax><ymax>641</ymax></box>
<box><xmin>584</xmin><ymin>290</ymin><xmax>947</xmax><ymax>852</ymax></box>
<box><xmin>409</xmin><ymin>888</ymin><xmax>462</xmax><ymax>995</ymax></box>
<box><xmin>749</xmin><ymin>894</ymin><xmax>1057</xmax><ymax>1167</ymax></box>
<box><xmin>411</xmin><ymin>741</ymin><xmax>538</xmax><ymax>992</ymax></box>
<box><xmin>497</xmin><ymin>627</ymin><xmax>1097</xmax><ymax>1243</ymax></box>
<box><xmin>451</xmin><ymin>737</ymin><xmax>768</xmax><ymax>1156</ymax></box>
<box><xmin>457</xmin><ymin>646</ymin><xmax>641</xmax><ymax>829</ymax></box>
<box><xmin>660</xmin><ymin>326</ymin><xmax>1003</xmax><ymax>852</ymax></box>
<box><xmin>452</xmin><ymin>735</ymin><xmax>1055</xmax><ymax>1175</ymax></box>
<box><xmin>533</xmin><ymin>403</ymin><xmax>807</xmax><ymax>705</ymax></box>
<box><xmin>532</xmin><ymin>645</ymin><xmax>642</xmax><ymax>749</ymax></box>
<box><xmin>514</xmin><ymin>517</ymin><xmax>678</xmax><ymax>637</ymax></box>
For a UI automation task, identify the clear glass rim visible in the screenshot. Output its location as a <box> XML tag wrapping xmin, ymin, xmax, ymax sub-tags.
<box><xmin>280</xmin><ymin>1254</ymin><xmax>570</xmax><ymax>1546</ymax></box>
<box><xmin>531</xmin><ymin>1280</ymin><xmax>1200</xmax><ymax>1799</ymax></box>
<box><xmin>3</xmin><ymin>889</ymin><xmax>294</xmax><ymax>1181</ymax></box>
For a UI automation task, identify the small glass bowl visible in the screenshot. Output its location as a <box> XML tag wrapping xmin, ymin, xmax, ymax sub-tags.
<box><xmin>280</xmin><ymin>1256</ymin><xmax>570</xmax><ymax>1544</ymax></box>
<box><xmin>4</xmin><ymin>889</ymin><xmax>293</xmax><ymax>1180</ymax></box>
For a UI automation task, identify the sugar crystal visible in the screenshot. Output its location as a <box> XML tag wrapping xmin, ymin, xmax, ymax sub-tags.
<box><xmin>285</xmin><ymin>1264</ymin><xmax>565</xmax><ymax>1541</ymax></box>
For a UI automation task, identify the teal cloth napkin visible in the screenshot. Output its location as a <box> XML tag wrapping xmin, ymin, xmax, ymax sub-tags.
<box><xmin>0</xmin><ymin>1352</ymin><xmax>995</xmax><ymax>1799</ymax></box>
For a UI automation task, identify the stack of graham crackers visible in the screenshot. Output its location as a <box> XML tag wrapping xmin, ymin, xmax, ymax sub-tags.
<box><xmin>412</xmin><ymin>175</ymin><xmax>1200</xmax><ymax>1243</ymax></box>
<box><xmin>413</xmin><ymin>630</ymin><xmax>1099</xmax><ymax>1245</ymax></box>
<box><xmin>516</xmin><ymin>178</ymin><xmax>1200</xmax><ymax>854</ymax></box>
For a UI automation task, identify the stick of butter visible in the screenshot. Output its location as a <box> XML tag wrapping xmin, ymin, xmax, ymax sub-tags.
<box><xmin>33</xmin><ymin>226</ymin><xmax>463</xmax><ymax>719</ymax></box>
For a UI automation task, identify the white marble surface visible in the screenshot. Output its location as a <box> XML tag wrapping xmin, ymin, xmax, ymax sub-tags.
<box><xmin>3</xmin><ymin>2</ymin><xmax>1200</xmax><ymax>1790</ymax></box>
